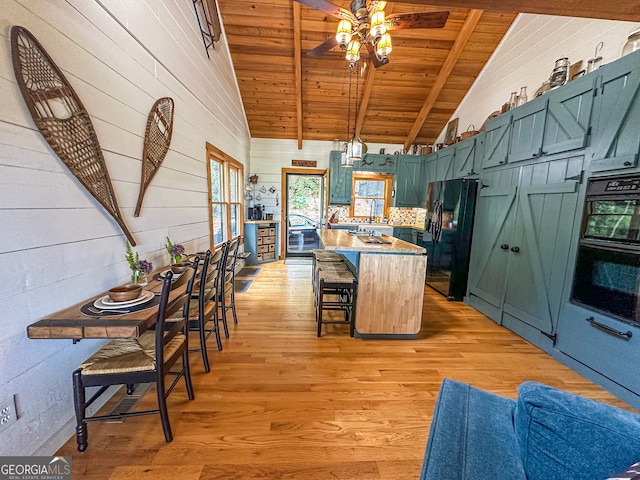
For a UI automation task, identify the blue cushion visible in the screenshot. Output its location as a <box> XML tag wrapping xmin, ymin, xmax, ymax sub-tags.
<box><xmin>420</xmin><ymin>378</ymin><xmax>525</xmax><ymax>480</ymax></box>
<box><xmin>515</xmin><ymin>381</ymin><xmax>640</xmax><ymax>480</ymax></box>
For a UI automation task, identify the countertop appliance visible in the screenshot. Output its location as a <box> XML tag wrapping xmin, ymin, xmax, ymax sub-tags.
<box><xmin>422</xmin><ymin>178</ymin><xmax>478</xmax><ymax>300</ymax></box>
<box><xmin>248</xmin><ymin>204</ymin><xmax>264</xmax><ymax>221</ymax></box>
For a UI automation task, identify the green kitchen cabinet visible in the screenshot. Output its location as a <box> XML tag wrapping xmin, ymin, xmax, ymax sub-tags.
<box><xmin>509</xmin><ymin>96</ymin><xmax>548</xmax><ymax>162</ymax></box>
<box><xmin>423</xmin><ymin>147</ymin><xmax>456</xmax><ymax>185</ymax></box>
<box><xmin>436</xmin><ymin>146</ymin><xmax>455</xmax><ymax>180</ymax></box>
<box><xmin>393</xmin><ymin>155</ymin><xmax>426</xmax><ymax>207</ymax></box>
<box><xmin>355</xmin><ymin>154</ymin><xmax>397</xmax><ymax>173</ymax></box>
<box><xmin>467</xmin><ymin>156</ymin><xmax>582</xmax><ymax>340</ymax></box>
<box><xmin>393</xmin><ymin>227</ymin><xmax>418</xmax><ymax>244</ymax></box>
<box><xmin>423</xmin><ymin>157</ymin><xmax>437</xmax><ymax>186</ymax></box>
<box><xmin>329</xmin><ymin>151</ymin><xmax>352</xmax><ymax>204</ymax></box>
<box><xmin>453</xmin><ymin>136</ymin><xmax>481</xmax><ymax>178</ymax></box>
<box><xmin>479</xmin><ymin>112</ymin><xmax>512</xmax><ymax>169</ymax></box>
<box><xmin>542</xmin><ymin>73</ymin><xmax>596</xmax><ymax>155</ymax></box>
<box><xmin>587</xmin><ymin>50</ymin><xmax>640</xmax><ymax>172</ymax></box>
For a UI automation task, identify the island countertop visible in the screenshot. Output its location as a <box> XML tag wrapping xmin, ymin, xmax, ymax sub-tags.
<box><xmin>318</xmin><ymin>229</ymin><xmax>426</xmax><ymax>254</ymax></box>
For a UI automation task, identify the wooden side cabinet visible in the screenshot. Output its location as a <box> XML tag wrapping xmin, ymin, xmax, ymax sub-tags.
<box><xmin>244</xmin><ymin>221</ymin><xmax>279</xmax><ymax>265</ymax></box>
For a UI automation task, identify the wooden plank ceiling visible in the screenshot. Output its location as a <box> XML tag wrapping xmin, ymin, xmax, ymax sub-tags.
<box><xmin>216</xmin><ymin>0</ymin><xmax>515</xmax><ymax>149</ymax></box>
<box><xmin>216</xmin><ymin>0</ymin><xmax>637</xmax><ymax>149</ymax></box>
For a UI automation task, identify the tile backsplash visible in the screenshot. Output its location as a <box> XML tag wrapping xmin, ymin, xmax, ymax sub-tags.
<box><xmin>327</xmin><ymin>206</ymin><xmax>426</xmax><ymax>225</ymax></box>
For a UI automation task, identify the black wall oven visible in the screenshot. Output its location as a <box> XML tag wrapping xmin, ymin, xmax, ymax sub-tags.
<box><xmin>571</xmin><ymin>173</ymin><xmax>640</xmax><ymax>325</ymax></box>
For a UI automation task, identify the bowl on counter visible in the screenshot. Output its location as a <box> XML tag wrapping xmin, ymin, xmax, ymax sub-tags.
<box><xmin>108</xmin><ymin>284</ymin><xmax>142</xmax><ymax>302</ymax></box>
<box><xmin>170</xmin><ymin>261</ymin><xmax>191</xmax><ymax>274</ymax></box>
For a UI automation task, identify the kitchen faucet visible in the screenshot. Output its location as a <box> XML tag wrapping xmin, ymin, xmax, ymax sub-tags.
<box><xmin>369</xmin><ymin>199</ymin><xmax>375</xmax><ymax>223</ymax></box>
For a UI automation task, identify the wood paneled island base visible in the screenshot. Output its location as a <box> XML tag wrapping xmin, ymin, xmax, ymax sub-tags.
<box><xmin>318</xmin><ymin>229</ymin><xmax>427</xmax><ymax>338</ymax></box>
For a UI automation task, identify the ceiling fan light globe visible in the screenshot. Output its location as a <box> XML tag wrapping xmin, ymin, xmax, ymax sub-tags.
<box><xmin>370</xmin><ymin>9</ymin><xmax>387</xmax><ymax>38</ymax></box>
<box><xmin>346</xmin><ymin>38</ymin><xmax>361</xmax><ymax>65</ymax></box>
<box><xmin>376</xmin><ymin>32</ymin><xmax>392</xmax><ymax>57</ymax></box>
<box><xmin>336</xmin><ymin>19</ymin><xmax>353</xmax><ymax>48</ymax></box>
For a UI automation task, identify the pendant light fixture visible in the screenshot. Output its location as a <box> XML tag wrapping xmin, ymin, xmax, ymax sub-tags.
<box><xmin>341</xmin><ymin>62</ymin><xmax>363</xmax><ymax>167</ymax></box>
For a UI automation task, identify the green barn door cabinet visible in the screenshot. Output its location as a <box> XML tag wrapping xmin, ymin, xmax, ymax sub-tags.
<box><xmin>588</xmin><ymin>51</ymin><xmax>640</xmax><ymax>173</ymax></box>
<box><xmin>542</xmin><ymin>74</ymin><xmax>596</xmax><ymax>155</ymax></box>
<box><xmin>509</xmin><ymin>96</ymin><xmax>548</xmax><ymax>162</ymax></box>
<box><xmin>479</xmin><ymin>112</ymin><xmax>512</xmax><ymax>169</ymax></box>
<box><xmin>393</xmin><ymin>155</ymin><xmax>426</xmax><ymax>207</ymax></box>
<box><xmin>467</xmin><ymin>157</ymin><xmax>582</xmax><ymax>343</ymax></box>
<box><xmin>453</xmin><ymin>135</ymin><xmax>481</xmax><ymax>178</ymax></box>
<box><xmin>328</xmin><ymin>151</ymin><xmax>352</xmax><ymax>204</ymax></box>
<box><xmin>467</xmin><ymin>167</ymin><xmax>520</xmax><ymax>319</ymax></box>
<box><xmin>354</xmin><ymin>154</ymin><xmax>397</xmax><ymax>173</ymax></box>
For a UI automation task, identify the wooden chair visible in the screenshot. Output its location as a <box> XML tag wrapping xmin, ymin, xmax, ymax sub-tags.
<box><xmin>71</xmin><ymin>264</ymin><xmax>197</xmax><ymax>452</ymax></box>
<box><xmin>214</xmin><ymin>240</ymin><xmax>231</xmax><ymax>340</ymax></box>
<box><xmin>221</xmin><ymin>237</ymin><xmax>241</xmax><ymax>325</ymax></box>
<box><xmin>182</xmin><ymin>249</ymin><xmax>225</xmax><ymax>372</ymax></box>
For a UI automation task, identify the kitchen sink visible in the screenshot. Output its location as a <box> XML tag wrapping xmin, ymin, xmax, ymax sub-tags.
<box><xmin>358</xmin><ymin>236</ymin><xmax>392</xmax><ymax>244</ymax></box>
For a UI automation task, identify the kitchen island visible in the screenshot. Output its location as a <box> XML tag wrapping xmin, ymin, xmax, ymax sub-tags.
<box><xmin>318</xmin><ymin>229</ymin><xmax>427</xmax><ymax>338</ymax></box>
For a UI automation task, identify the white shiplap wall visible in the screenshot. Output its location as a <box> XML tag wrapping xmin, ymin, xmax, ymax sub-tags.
<box><xmin>0</xmin><ymin>0</ymin><xmax>249</xmax><ymax>454</ymax></box>
<box><xmin>436</xmin><ymin>14</ymin><xmax>640</xmax><ymax>142</ymax></box>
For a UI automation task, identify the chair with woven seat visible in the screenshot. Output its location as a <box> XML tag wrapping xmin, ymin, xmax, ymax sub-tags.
<box><xmin>71</xmin><ymin>264</ymin><xmax>197</xmax><ymax>452</ymax></box>
<box><xmin>316</xmin><ymin>268</ymin><xmax>357</xmax><ymax>337</ymax></box>
<box><xmin>183</xmin><ymin>248</ymin><xmax>225</xmax><ymax>372</ymax></box>
<box><xmin>312</xmin><ymin>249</ymin><xmax>344</xmax><ymax>285</ymax></box>
<box><xmin>220</xmin><ymin>237</ymin><xmax>240</xmax><ymax>326</ymax></box>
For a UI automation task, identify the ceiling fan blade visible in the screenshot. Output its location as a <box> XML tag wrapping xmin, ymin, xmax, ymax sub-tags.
<box><xmin>307</xmin><ymin>36</ymin><xmax>340</xmax><ymax>58</ymax></box>
<box><xmin>365</xmin><ymin>43</ymin><xmax>389</xmax><ymax>68</ymax></box>
<box><xmin>294</xmin><ymin>0</ymin><xmax>350</xmax><ymax>19</ymax></box>
<box><xmin>386</xmin><ymin>11</ymin><xmax>449</xmax><ymax>30</ymax></box>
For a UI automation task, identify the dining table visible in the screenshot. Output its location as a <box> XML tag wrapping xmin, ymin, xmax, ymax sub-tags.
<box><xmin>26</xmin><ymin>266</ymin><xmax>190</xmax><ymax>341</ymax></box>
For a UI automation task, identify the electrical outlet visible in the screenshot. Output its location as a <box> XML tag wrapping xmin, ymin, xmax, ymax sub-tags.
<box><xmin>0</xmin><ymin>395</ymin><xmax>17</xmax><ymax>432</ymax></box>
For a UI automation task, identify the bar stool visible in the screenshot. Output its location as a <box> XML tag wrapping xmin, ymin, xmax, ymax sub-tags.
<box><xmin>312</xmin><ymin>249</ymin><xmax>345</xmax><ymax>293</ymax></box>
<box><xmin>316</xmin><ymin>268</ymin><xmax>357</xmax><ymax>337</ymax></box>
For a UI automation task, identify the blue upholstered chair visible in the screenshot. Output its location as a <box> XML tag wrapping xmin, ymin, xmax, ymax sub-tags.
<box><xmin>420</xmin><ymin>378</ymin><xmax>640</xmax><ymax>480</ymax></box>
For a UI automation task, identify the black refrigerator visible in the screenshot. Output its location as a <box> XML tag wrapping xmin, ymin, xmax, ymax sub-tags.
<box><xmin>422</xmin><ymin>178</ymin><xmax>478</xmax><ymax>300</ymax></box>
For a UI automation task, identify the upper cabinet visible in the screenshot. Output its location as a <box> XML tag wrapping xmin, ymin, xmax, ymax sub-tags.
<box><xmin>509</xmin><ymin>96</ymin><xmax>548</xmax><ymax>162</ymax></box>
<box><xmin>479</xmin><ymin>112</ymin><xmax>512</xmax><ymax>169</ymax></box>
<box><xmin>328</xmin><ymin>151</ymin><xmax>352</xmax><ymax>204</ymax></box>
<box><xmin>477</xmin><ymin>65</ymin><xmax>601</xmax><ymax>169</ymax></box>
<box><xmin>354</xmin><ymin>154</ymin><xmax>397</xmax><ymax>174</ymax></box>
<box><xmin>453</xmin><ymin>135</ymin><xmax>481</xmax><ymax>178</ymax></box>
<box><xmin>588</xmin><ymin>50</ymin><xmax>640</xmax><ymax>173</ymax></box>
<box><xmin>542</xmin><ymin>74</ymin><xmax>596</xmax><ymax>155</ymax></box>
<box><xmin>393</xmin><ymin>155</ymin><xmax>426</xmax><ymax>207</ymax></box>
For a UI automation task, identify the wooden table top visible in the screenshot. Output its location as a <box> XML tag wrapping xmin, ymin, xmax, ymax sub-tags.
<box><xmin>318</xmin><ymin>229</ymin><xmax>426</xmax><ymax>254</ymax></box>
<box><xmin>26</xmin><ymin>268</ymin><xmax>186</xmax><ymax>340</ymax></box>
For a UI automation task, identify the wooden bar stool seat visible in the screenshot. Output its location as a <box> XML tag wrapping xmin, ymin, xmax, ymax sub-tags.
<box><xmin>316</xmin><ymin>269</ymin><xmax>357</xmax><ymax>337</ymax></box>
<box><xmin>313</xmin><ymin>261</ymin><xmax>349</xmax><ymax>300</ymax></box>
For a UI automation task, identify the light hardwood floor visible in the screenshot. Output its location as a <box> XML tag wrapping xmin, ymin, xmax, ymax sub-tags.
<box><xmin>57</xmin><ymin>260</ymin><xmax>631</xmax><ymax>479</ymax></box>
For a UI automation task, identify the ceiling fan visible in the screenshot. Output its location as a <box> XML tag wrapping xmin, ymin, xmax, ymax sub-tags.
<box><xmin>296</xmin><ymin>0</ymin><xmax>449</xmax><ymax>68</ymax></box>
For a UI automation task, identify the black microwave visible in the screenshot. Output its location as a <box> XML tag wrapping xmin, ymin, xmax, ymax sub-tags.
<box><xmin>571</xmin><ymin>174</ymin><xmax>640</xmax><ymax>325</ymax></box>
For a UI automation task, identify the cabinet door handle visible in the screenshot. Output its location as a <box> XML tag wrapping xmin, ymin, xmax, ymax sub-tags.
<box><xmin>624</xmin><ymin>161</ymin><xmax>633</xmax><ymax>167</ymax></box>
<box><xmin>500</xmin><ymin>244</ymin><xmax>509</xmax><ymax>250</ymax></box>
<box><xmin>587</xmin><ymin>317</ymin><xmax>633</xmax><ymax>340</ymax></box>
<box><xmin>510</xmin><ymin>246</ymin><xmax>520</xmax><ymax>253</ymax></box>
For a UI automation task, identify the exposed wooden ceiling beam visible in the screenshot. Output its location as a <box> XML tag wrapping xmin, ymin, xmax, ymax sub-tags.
<box><xmin>355</xmin><ymin>64</ymin><xmax>376</xmax><ymax>138</ymax></box>
<box><xmin>404</xmin><ymin>9</ymin><xmax>483</xmax><ymax>150</ymax></box>
<box><xmin>395</xmin><ymin>0</ymin><xmax>640</xmax><ymax>22</ymax></box>
<box><xmin>293</xmin><ymin>1</ymin><xmax>303</xmax><ymax>150</ymax></box>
